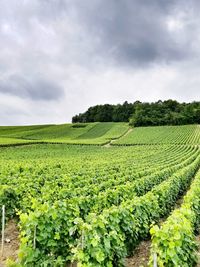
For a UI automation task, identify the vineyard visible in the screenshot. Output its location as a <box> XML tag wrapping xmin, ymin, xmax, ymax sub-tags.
<box><xmin>114</xmin><ymin>125</ymin><xmax>200</xmax><ymax>145</ymax></box>
<box><xmin>0</xmin><ymin>123</ymin><xmax>129</xmax><ymax>146</ymax></box>
<box><xmin>0</xmin><ymin>124</ymin><xmax>200</xmax><ymax>266</ymax></box>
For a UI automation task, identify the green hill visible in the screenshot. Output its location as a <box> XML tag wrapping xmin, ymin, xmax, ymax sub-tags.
<box><xmin>0</xmin><ymin>122</ymin><xmax>129</xmax><ymax>145</ymax></box>
<box><xmin>113</xmin><ymin>124</ymin><xmax>200</xmax><ymax>145</ymax></box>
<box><xmin>0</xmin><ymin>123</ymin><xmax>199</xmax><ymax>146</ymax></box>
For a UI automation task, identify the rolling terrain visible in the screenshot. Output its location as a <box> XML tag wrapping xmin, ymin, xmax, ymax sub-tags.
<box><xmin>0</xmin><ymin>122</ymin><xmax>129</xmax><ymax>145</ymax></box>
<box><xmin>0</xmin><ymin>123</ymin><xmax>200</xmax><ymax>266</ymax></box>
<box><xmin>0</xmin><ymin>123</ymin><xmax>199</xmax><ymax>146</ymax></box>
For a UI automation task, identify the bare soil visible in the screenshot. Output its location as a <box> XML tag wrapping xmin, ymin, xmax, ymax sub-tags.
<box><xmin>125</xmin><ymin>240</ymin><xmax>151</xmax><ymax>267</ymax></box>
<box><xmin>0</xmin><ymin>220</ymin><xmax>19</xmax><ymax>267</ymax></box>
<box><xmin>0</xmin><ymin>219</ymin><xmax>197</xmax><ymax>267</ymax></box>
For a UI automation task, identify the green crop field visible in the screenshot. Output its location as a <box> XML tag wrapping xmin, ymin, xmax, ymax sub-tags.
<box><xmin>0</xmin><ymin>123</ymin><xmax>200</xmax><ymax>266</ymax></box>
<box><xmin>114</xmin><ymin>124</ymin><xmax>200</xmax><ymax>145</ymax></box>
<box><xmin>0</xmin><ymin>122</ymin><xmax>129</xmax><ymax>146</ymax></box>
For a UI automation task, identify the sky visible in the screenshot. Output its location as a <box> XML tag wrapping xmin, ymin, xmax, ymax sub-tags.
<box><xmin>0</xmin><ymin>0</ymin><xmax>199</xmax><ymax>125</ymax></box>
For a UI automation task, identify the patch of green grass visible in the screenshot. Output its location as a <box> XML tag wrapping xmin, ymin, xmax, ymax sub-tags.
<box><xmin>0</xmin><ymin>137</ymin><xmax>40</xmax><ymax>145</ymax></box>
<box><xmin>76</xmin><ymin>122</ymin><xmax>114</xmax><ymax>139</ymax></box>
<box><xmin>102</xmin><ymin>123</ymin><xmax>130</xmax><ymax>140</ymax></box>
<box><xmin>22</xmin><ymin>123</ymin><xmax>95</xmax><ymax>140</ymax></box>
<box><xmin>0</xmin><ymin>125</ymin><xmax>51</xmax><ymax>138</ymax></box>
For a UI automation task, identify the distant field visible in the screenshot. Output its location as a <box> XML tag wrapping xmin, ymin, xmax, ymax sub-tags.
<box><xmin>0</xmin><ymin>137</ymin><xmax>40</xmax><ymax>145</ymax></box>
<box><xmin>0</xmin><ymin>122</ymin><xmax>129</xmax><ymax>145</ymax></box>
<box><xmin>0</xmin><ymin>123</ymin><xmax>200</xmax><ymax>146</ymax></box>
<box><xmin>114</xmin><ymin>124</ymin><xmax>200</xmax><ymax>145</ymax></box>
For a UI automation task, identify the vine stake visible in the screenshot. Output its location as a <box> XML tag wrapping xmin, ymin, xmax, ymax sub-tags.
<box><xmin>153</xmin><ymin>252</ymin><xmax>157</xmax><ymax>267</ymax></box>
<box><xmin>33</xmin><ymin>225</ymin><xmax>37</xmax><ymax>249</ymax></box>
<box><xmin>1</xmin><ymin>205</ymin><xmax>5</xmax><ymax>256</ymax></box>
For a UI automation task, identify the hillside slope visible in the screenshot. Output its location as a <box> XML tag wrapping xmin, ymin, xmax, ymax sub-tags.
<box><xmin>0</xmin><ymin>123</ymin><xmax>199</xmax><ymax>146</ymax></box>
<box><xmin>113</xmin><ymin>124</ymin><xmax>200</xmax><ymax>145</ymax></box>
<box><xmin>0</xmin><ymin>123</ymin><xmax>129</xmax><ymax>145</ymax></box>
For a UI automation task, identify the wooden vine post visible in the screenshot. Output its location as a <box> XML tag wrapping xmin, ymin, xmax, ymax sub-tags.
<box><xmin>153</xmin><ymin>252</ymin><xmax>157</xmax><ymax>267</ymax></box>
<box><xmin>33</xmin><ymin>225</ymin><xmax>37</xmax><ymax>249</ymax></box>
<box><xmin>1</xmin><ymin>205</ymin><xmax>5</xmax><ymax>256</ymax></box>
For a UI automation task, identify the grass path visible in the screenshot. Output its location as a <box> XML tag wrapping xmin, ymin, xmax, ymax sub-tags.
<box><xmin>104</xmin><ymin>128</ymin><xmax>133</xmax><ymax>147</ymax></box>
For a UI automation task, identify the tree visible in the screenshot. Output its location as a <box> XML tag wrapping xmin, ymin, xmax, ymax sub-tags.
<box><xmin>72</xmin><ymin>100</ymin><xmax>200</xmax><ymax>126</ymax></box>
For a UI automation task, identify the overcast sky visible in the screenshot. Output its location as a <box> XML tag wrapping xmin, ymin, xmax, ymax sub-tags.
<box><xmin>0</xmin><ymin>0</ymin><xmax>199</xmax><ymax>125</ymax></box>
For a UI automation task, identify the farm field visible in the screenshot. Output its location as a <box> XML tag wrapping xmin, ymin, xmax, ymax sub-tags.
<box><xmin>0</xmin><ymin>122</ymin><xmax>129</xmax><ymax>146</ymax></box>
<box><xmin>0</xmin><ymin>123</ymin><xmax>199</xmax><ymax>147</ymax></box>
<box><xmin>114</xmin><ymin>124</ymin><xmax>200</xmax><ymax>145</ymax></box>
<box><xmin>0</xmin><ymin>123</ymin><xmax>200</xmax><ymax>266</ymax></box>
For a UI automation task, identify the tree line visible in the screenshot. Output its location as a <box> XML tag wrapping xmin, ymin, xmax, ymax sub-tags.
<box><xmin>72</xmin><ymin>100</ymin><xmax>200</xmax><ymax>126</ymax></box>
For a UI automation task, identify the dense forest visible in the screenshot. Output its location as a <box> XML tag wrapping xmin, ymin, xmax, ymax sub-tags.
<box><xmin>72</xmin><ymin>100</ymin><xmax>200</xmax><ymax>126</ymax></box>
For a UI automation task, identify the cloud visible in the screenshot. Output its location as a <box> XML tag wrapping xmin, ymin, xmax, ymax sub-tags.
<box><xmin>0</xmin><ymin>0</ymin><xmax>199</xmax><ymax>125</ymax></box>
<box><xmin>72</xmin><ymin>0</ymin><xmax>196</xmax><ymax>66</ymax></box>
<box><xmin>0</xmin><ymin>75</ymin><xmax>64</xmax><ymax>100</ymax></box>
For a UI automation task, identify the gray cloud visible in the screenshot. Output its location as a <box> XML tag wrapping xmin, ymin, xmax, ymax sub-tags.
<box><xmin>0</xmin><ymin>75</ymin><xmax>64</xmax><ymax>100</ymax></box>
<box><xmin>0</xmin><ymin>0</ymin><xmax>199</xmax><ymax>125</ymax></box>
<box><xmin>72</xmin><ymin>0</ymin><xmax>197</xmax><ymax>66</ymax></box>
